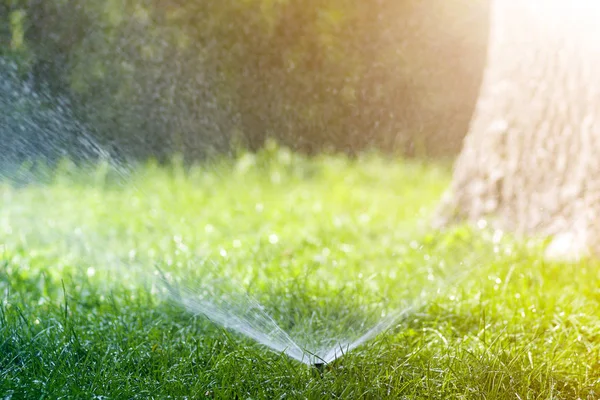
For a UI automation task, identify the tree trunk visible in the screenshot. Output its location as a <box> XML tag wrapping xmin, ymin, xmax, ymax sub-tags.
<box><xmin>437</xmin><ymin>0</ymin><xmax>600</xmax><ymax>260</ymax></box>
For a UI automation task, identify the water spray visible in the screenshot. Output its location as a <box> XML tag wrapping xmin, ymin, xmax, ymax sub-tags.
<box><xmin>153</xmin><ymin>259</ymin><xmax>479</xmax><ymax>371</ymax></box>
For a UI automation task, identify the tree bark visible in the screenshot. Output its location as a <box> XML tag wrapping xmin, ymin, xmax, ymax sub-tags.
<box><xmin>437</xmin><ymin>0</ymin><xmax>600</xmax><ymax>260</ymax></box>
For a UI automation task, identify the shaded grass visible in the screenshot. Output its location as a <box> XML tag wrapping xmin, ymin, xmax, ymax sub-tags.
<box><xmin>1</xmin><ymin>148</ymin><xmax>600</xmax><ymax>398</ymax></box>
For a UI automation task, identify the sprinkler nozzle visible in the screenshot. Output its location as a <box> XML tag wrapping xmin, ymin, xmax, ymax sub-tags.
<box><xmin>312</xmin><ymin>362</ymin><xmax>326</xmax><ymax>377</ymax></box>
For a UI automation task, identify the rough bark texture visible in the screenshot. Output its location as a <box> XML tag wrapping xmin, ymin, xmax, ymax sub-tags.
<box><xmin>438</xmin><ymin>0</ymin><xmax>600</xmax><ymax>260</ymax></box>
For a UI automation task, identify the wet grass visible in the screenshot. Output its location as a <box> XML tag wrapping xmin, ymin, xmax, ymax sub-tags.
<box><xmin>1</xmin><ymin>147</ymin><xmax>600</xmax><ymax>399</ymax></box>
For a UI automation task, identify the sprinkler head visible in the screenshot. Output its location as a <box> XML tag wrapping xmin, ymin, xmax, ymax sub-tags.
<box><xmin>312</xmin><ymin>362</ymin><xmax>326</xmax><ymax>377</ymax></box>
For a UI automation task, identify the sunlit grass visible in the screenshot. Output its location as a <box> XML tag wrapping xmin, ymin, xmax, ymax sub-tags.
<box><xmin>1</xmin><ymin>148</ymin><xmax>599</xmax><ymax>398</ymax></box>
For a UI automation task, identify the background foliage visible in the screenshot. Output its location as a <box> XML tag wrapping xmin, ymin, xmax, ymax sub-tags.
<box><xmin>1</xmin><ymin>0</ymin><xmax>489</xmax><ymax>163</ymax></box>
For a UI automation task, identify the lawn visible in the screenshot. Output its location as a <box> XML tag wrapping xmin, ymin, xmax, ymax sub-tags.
<box><xmin>1</xmin><ymin>147</ymin><xmax>599</xmax><ymax>399</ymax></box>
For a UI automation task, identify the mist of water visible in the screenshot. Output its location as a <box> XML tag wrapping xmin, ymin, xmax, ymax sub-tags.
<box><xmin>0</xmin><ymin>58</ymin><xmax>121</xmax><ymax>182</ymax></box>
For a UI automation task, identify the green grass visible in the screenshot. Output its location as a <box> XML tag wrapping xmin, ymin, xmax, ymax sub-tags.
<box><xmin>1</xmin><ymin>147</ymin><xmax>600</xmax><ymax>399</ymax></box>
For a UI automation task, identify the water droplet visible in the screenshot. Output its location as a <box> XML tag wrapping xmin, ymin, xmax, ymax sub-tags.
<box><xmin>268</xmin><ymin>234</ymin><xmax>279</xmax><ymax>244</ymax></box>
<box><xmin>492</xmin><ymin>229</ymin><xmax>503</xmax><ymax>243</ymax></box>
<box><xmin>340</xmin><ymin>244</ymin><xmax>353</xmax><ymax>253</ymax></box>
<box><xmin>220</xmin><ymin>249</ymin><xmax>228</xmax><ymax>257</ymax></box>
<box><xmin>87</xmin><ymin>267</ymin><xmax>96</xmax><ymax>277</ymax></box>
<box><xmin>271</xmin><ymin>172</ymin><xmax>281</xmax><ymax>184</ymax></box>
<box><xmin>358</xmin><ymin>214</ymin><xmax>371</xmax><ymax>224</ymax></box>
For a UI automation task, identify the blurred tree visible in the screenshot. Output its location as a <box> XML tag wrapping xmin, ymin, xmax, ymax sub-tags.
<box><xmin>0</xmin><ymin>0</ymin><xmax>488</xmax><ymax>161</ymax></box>
<box><xmin>437</xmin><ymin>0</ymin><xmax>600</xmax><ymax>260</ymax></box>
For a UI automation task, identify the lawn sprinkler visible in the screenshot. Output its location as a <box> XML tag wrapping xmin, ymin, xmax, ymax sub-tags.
<box><xmin>313</xmin><ymin>362</ymin><xmax>325</xmax><ymax>372</ymax></box>
<box><xmin>312</xmin><ymin>357</ymin><xmax>341</xmax><ymax>377</ymax></box>
<box><xmin>312</xmin><ymin>362</ymin><xmax>326</xmax><ymax>377</ymax></box>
